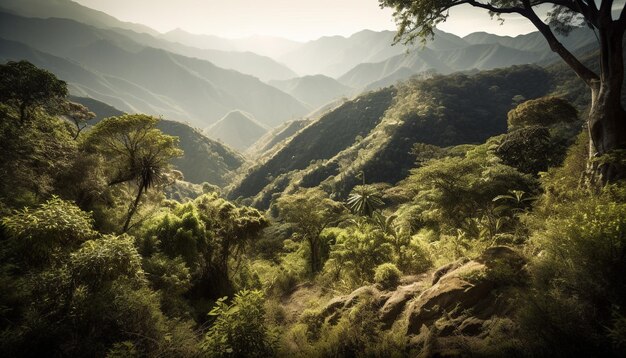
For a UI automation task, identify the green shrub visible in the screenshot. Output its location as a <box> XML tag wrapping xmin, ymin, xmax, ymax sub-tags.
<box><xmin>374</xmin><ymin>263</ymin><xmax>402</xmax><ymax>290</ymax></box>
<box><xmin>71</xmin><ymin>234</ymin><xmax>145</xmax><ymax>289</ymax></box>
<box><xmin>520</xmin><ymin>186</ymin><xmax>626</xmax><ymax>357</ymax></box>
<box><xmin>322</xmin><ymin>225</ymin><xmax>394</xmax><ymax>290</ymax></box>
<box><xmin>200</xmin><ymin>290</ymin><xmax>277</xmax><ymax>357</ymax></box>
<box><xmin>1</xmin><ymin>197</ymin><xmax>97</xmax><ymax>267</ymax></box>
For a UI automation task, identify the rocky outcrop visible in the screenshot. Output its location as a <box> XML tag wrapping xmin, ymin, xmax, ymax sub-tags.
<box><xmin>304</xmin><ymin>246</ymin><xmax>527</xmax><ymax>357</ymax></box>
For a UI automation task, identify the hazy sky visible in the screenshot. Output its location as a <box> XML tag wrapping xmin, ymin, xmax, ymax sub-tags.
<box><xmin>74</xmin><ymin>0</ymin><xmax>541</xmax><ymax>41</ymax></box>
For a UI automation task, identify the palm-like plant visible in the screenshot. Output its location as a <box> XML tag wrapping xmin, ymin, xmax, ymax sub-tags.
<box><xmin>84</xmin><ymin>114</ymin><xmax>182</xmax><ymax>232</ymax></box>
<box><xmin>493</xmin><ymin>190</ymin><xmax>536</xmax><ymax>216</ymax></box>
<box><xmin>347</xmin><ymin>185</ymin><xmax>385</xmax><ymax>217</ymax></box>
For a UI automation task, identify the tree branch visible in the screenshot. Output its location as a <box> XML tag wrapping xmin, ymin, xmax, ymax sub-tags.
<box><xmin>519</xmin><ymin>0</ymin><xmax>600</xmax><ymax>86</ymax></box>
<box><xmin>465</xmin><ymin>0</ymin><xmax>523</xmax><ymax>14</ymax></box>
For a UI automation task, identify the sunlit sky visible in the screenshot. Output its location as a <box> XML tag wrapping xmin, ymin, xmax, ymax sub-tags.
<box><xmin>74</xmin><ymin>0</ymin><xmax>545</xmax><ymax>41</ymax></box>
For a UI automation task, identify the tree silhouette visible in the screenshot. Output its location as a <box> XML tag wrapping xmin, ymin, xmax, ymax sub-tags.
<box><xmin>380</xmin><ymin>0</ymin><xmax>626</xmax><ymax>183</ymax></box>
<box><xmin>0</xmin><ymin>60</ymin><xmax>67</xmax><ymax>123</ymax></box>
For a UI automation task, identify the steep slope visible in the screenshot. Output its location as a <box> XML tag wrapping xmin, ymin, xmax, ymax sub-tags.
<box><xmin>70</xmin><ymin>96</ymin><xmax>246</xmax><ymax>187</ymax></box>
<box><xmin>227</xmin><ymin>88</ymin><xmax>396</xmax><ymax>202</ymax></box>
<box><xmin>0</xmin><ymin>13</ymin><xmax>309</xmax><ymax>127</ymax></box>
<box><xmin>246</xmin><ymin>119</ymin><xmax>313</xmax><ymax>158</ymax></box>
<box><xmin>206</xmin><ymin>111</ymin><xmax>268</xmax><ymax>152</ymax></box>
<box><xmin>269</xmin><ymin>75</ymin><xmax>353</xmax><ymax>109</ymax></box>
<box><xmin>157</xmin><ymin>120</ymin><xmax>246</xmax><ymax>186</ymax></box>
<box><xmin>0</xmin><ymin>38</ymin><xmax>158</xmax><ymax>114</ymax></box>
<box><xmin>231</xmin><ymin>65</ymin><xmax>553</xmax><ymax>208</ymax></box>
<box><xmin>279</xmin><ymin>29</ymin><xmax>467</xmax><ymax>77</ymax></box>
<box><xmin>0</xmin><ymin>0</ymin><xmax>157</xmax><ymax>35</ymax></box>
<box><xmin>108</xmin><ymin>27</ymin><xmax>298</xmax><ymax>81</ymax></box>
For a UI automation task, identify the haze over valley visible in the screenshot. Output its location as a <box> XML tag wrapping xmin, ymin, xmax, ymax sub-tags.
<box><xmin>0</xmin><ymin>0</ymin><xmax>598</xmax><ymax>151</ymax></box>
<box><xmin>2</xmin><ymin>1</ymin><xmax>625</xmax><ymax>357</ymax></box>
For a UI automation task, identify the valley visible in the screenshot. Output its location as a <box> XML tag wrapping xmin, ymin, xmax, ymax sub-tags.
<box><xmin>0</xmin><ymin>1</ymin><xmax>624</xmax><ymax>357</ymax></box>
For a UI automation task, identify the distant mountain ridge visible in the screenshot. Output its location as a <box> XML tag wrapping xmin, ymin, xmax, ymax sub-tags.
<box><xmin>0</xmin><ymin>12</ymin><xmax>309</xmax><ymax>128</ymax></box>
<box><xmin>337</xmin><ymin>27</ymin><xmax>597</xmax><ymax>91</ymax></box>
<box><xmin>277</xmin><ymin>29</ymin><xmax>468</xmax><ymax>77</ymax></box>
<box><xmin>0</xmin><ymin>0</ymin><xmax>297</xmax><ymax>81</ymax></box>
<box><xmin>161</xmin><ymin>28</ymin><xmax>301</xmax><ymax>59</ymax></box>
<box><xmin>0</xmin><ymin>0</ymin><xmax>158</xmax><ymax>35</ymax></box>
<box><xmin>269</xmin><ymin>75</ymin><xmax>353</xmax><ymax>109</ymax></box>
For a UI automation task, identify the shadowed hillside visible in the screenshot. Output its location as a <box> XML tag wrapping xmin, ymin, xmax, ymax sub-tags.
<box><xmin>230</xmin><ymin>65</ymin><xmax>553</xmax><ymax>208</ymax></box>
<box><xmin>70</xmin><ymin>97</ymin><xmax>245</xmax><ymax>186</ymax></box>
<box><xmin>206</xmin><ymin>110</ymin><xmax>268</xmax><ymax>152</ymax></box>
<box><xmin>228</xmin><ymin>87</ymin><xmax>396</xmax><ymax>201</ymax></box>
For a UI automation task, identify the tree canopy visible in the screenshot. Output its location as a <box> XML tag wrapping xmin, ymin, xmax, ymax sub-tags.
<box><xmin>0</xmin><ymin>60</ymin><xmax>68</xmax><ymax>123</ymax></box>
<box><xmin>83</xmin><ymin>114</ymin><xmax>183</xmax><ymax>231</ymax></box>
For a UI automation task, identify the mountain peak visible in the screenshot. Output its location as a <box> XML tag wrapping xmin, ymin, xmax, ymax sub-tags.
<box><xmin>206</xmin><ymin>110</ymin><xmax>268</xmax><ymax>151</ymax></box>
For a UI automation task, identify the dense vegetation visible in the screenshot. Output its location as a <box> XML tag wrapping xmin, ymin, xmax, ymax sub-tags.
<box><xmin>1</xmin><ymin>58</ymin><xmax>625</xmax><ymax>358</ymax></box>
<box><xmin>69</xmin><ymin>96</ymin><xmax>246</xmax><ymax>187</ymax></box>
<box><xmin>234</xmin><ymin>65</ymin><xmax>552</xmax><ymax>209</ymax></box>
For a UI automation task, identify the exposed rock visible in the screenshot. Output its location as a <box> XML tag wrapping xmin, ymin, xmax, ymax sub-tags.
<box><xmin>379</xmin><ymin>281</ymin><xmax>426</xmax><ymax>327</ymax></box>
<box><xmin>319</xmin><ymin>286</ymin><xmax>382</xmax><ymax>325</ymax></box>
<box><xmin>407</xmin><ymin>260</ymin><xmax>493</xmax><ymax>334</ymax></box>
<box><xmin>431</xmin><ymin>257</ymin><xmax>470</xmax><ymax>285</ymax></box>
<box><xmin>290</xmin><ymin>246</ymin><xmax>526</xmax><ymax>357</ymax></box>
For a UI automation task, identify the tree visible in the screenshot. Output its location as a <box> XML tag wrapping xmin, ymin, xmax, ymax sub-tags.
<box><xmin>275</xmin><ymin>188</ymin><xmax>346</xmax><ymax>274</ymax></box>
<box><xmin>83</xmin><ymin>114</ymin><xmax>182</xmax><ymax>232</ymax></box>
<box><xmin>380</xmin><ymin>0</ymin><xmax>626</xmax><ymax>183</ymax></box>
<box><xmin>139</xmin><ymin>193</ymin><xmax>268</xmax><ymax>300</ymax></box>
<box><xmin>0</xmin><ymin>60</ymin><xmax>68</xmax><ymax>123</ymax></box>
<box><xmin>62</xmin><ymin>101</ymin><xmax>95</xmax><ymax>140</ymax></box>
<box><xmin>507</xmin><ymin>96</ymin><xmax>578</xmax><ymax>129</ymax></box>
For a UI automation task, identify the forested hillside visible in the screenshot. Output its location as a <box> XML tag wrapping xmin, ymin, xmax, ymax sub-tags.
<box><xmin>228</xmin><ymin>87</ymin><xmax>396</xmax><ymax>202</ymax></box>
<box><xmin>1</xmin><ymin>1</ymin><xmax>625</xmax><ymax>357</ymax></box>
<box><xmin>70</xmin><ymin>96</ymin><xmax>245</xmax><ymax>187</ymax></box>
<box><xmin>230</xmin><ymin>65</ymin><xmax>552</xmax><ymax>208</ymax></box>
<box><xmin>2</xmin><ymin>57</ymin><xmax>624</xmax><ymax>357</ymax></box>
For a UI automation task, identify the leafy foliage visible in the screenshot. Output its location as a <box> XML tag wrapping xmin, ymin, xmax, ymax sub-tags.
<box><xmin>347</xmin><ymin>184</ymin><xmax>385</xmax><ymax>217</ymax></box>
<box><xmin>1</xmin><ymin>197</ymin><xmax>96</xmax><ymax>266</ymax></box>
<box><xmin>507</xmin><ymin>96</ymin><xmax>578</xmax><ymax>129</ymax></box>
<box><xmin>374</xmin><ymin>263</ymin><xmax>402</xmax><ymax>290</ymax></box>
<box><xmin>276</xmin><ymin>188</ymin><xmax>346</xmax><ymax>274</ymax></box>
<box><xmin>83</xmin><ymin>114</ymin><xmax>183</xmax><ymax>231</ymax></box>
<box><xmin>322</xmin><ymin>224</ymin><xmax>395</xmax><ymax>289</ymax></box>
<box><xmin>0</xmin><ymin>60</ymin><xmax>67</xmax><ymax>122</ymax></box>
<box><xmin>200</xmin><ymin>290</ymin><xmax>276</xmax><ymax>357</ymax></box>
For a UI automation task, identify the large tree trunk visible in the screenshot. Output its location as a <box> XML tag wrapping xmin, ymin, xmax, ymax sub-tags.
<box><xmin>587</xmin><ymin>82</ymin><xmax>626</xmax><ymax>184</ymax></box>
<box><xmin>587</xmin><ymin>26</ymin><xmax>626</xmax><ymax>185</ymax></box>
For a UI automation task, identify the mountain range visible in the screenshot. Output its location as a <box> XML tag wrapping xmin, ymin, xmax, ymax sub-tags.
<box><xmin>0</xmin><ymin>0</ymin><xmax>600</xmax><ymax>164</ymax></box>
<box><xmin>0</xmin><ymin>11</ymin><xmax>309</xmax><ymax>128</ymax></box>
